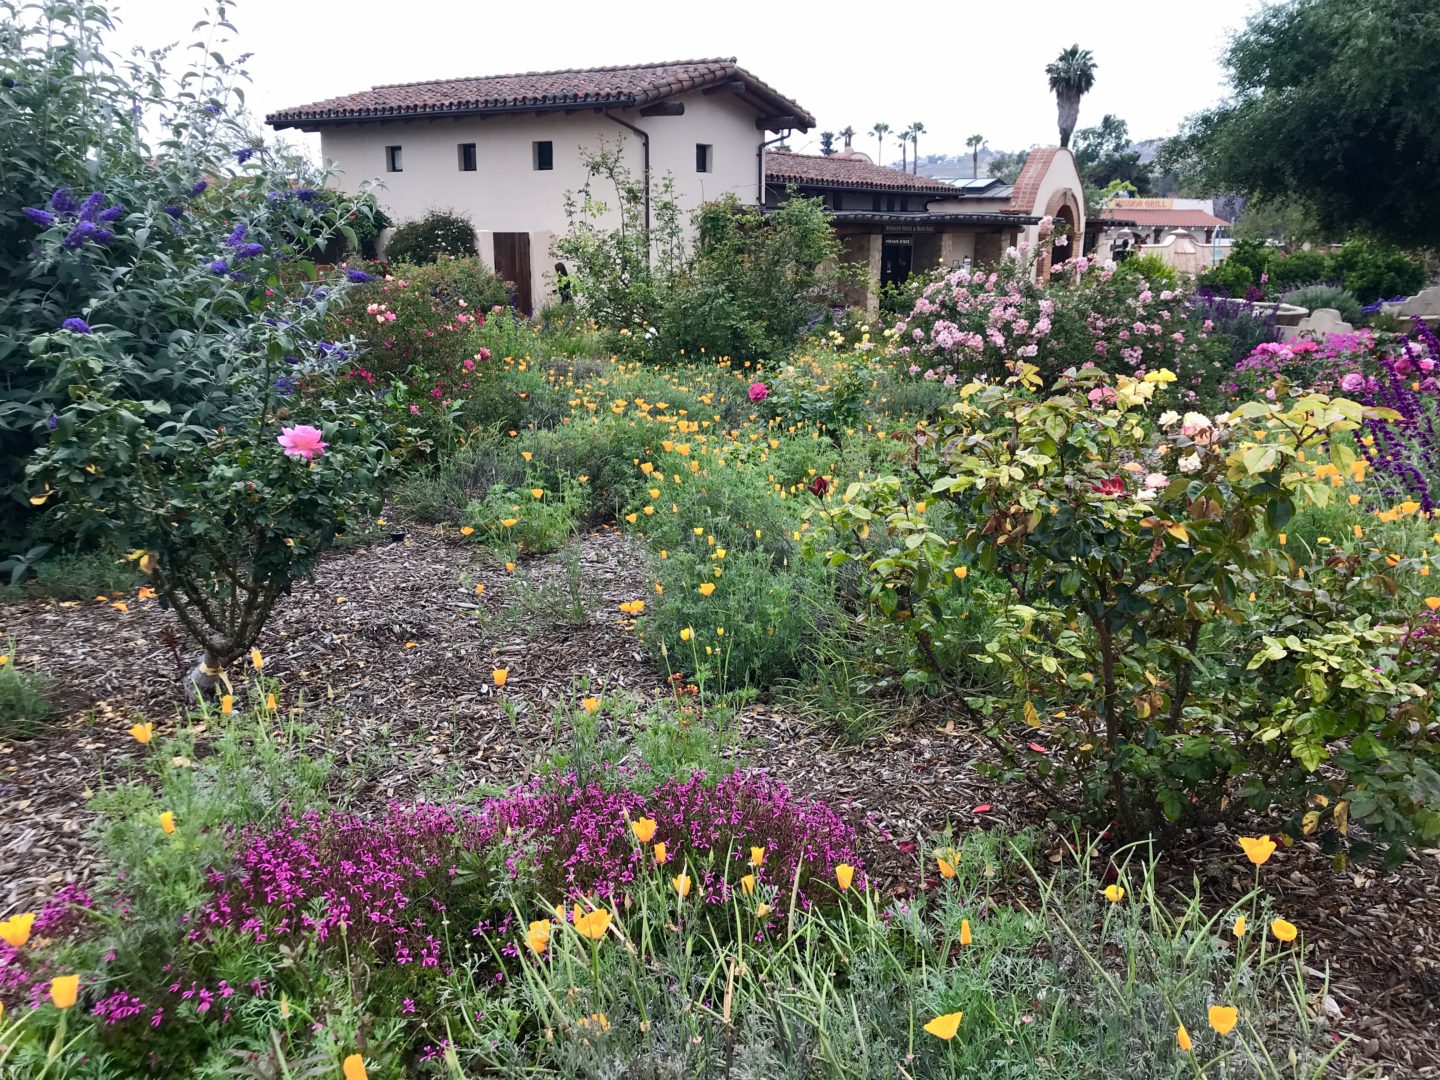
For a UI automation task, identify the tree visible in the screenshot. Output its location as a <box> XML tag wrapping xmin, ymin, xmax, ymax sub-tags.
<box><xmin>1072</xmin><ymin>114</ymin><xmax>1153</xmax><ymax>193</ymax></box>
<box><xmin>1045</xmin><ymin>45</ymin><xmax>1097</xmax><ymax>148</ymax></box>
<box><xmin>965</xmin><ymin>134</ymin><xmax>986</xmax><ymax>178</ymax></box>
<box><xmin>819</xmin><ymin>131</ymin><xmax>836</xmax><ymax>156</ymax></box>
<box><xmin>838</xmin><ymin>125</ymin><xmax>855</xmax><ymax>151</ymax></box>
<box><xmin>907</xmin><ymin>122</ymin><xmax>927</xmax><ymax>173</ymax></box>
<box><xmin>899</xmin><ymin>131</ymin><xmax>908</xmax><ymax>173</ymax></box>
<box><xmin>870</xmin><ymin>123</ymin><xmax>891</xmax><ymax>166</ymax></box>
<box><xmin>1162</xmin><ymin>0</ymin><xmax>1440</xmax><ymax>248</ymax></box>
<box><xmin>987</xmin><ymin>149</ymin><xmax>1030</xmax><ymax>185</ymax></box>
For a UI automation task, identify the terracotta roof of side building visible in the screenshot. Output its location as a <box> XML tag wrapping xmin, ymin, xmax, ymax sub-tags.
<box><xmin>1100</xmin><ymin>208</ymin><xmax>1232</xmax><ymax>228</ymax></box>
<box><xmin>763</xmin><ymin>151</ymin><xmax>959</xmax><ymax>194</ymax></box>
<box><xmin>267</xmin><ymin>59</ymin><xmax>813</xmax><ymax>130</ymax></box>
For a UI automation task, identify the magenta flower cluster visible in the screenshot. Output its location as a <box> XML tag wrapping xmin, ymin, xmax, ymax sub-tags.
<box><xmin>0</xmin><ymin>884</ymin><xmax>94</xmax><ymax>1010</ymax></box>
<box><xmin>477</xmin><ymin>769</ymin><xmax>863</xmax><ymax>908</ymax></box>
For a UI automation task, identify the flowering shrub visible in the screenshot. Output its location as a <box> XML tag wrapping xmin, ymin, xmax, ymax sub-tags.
<box><xmin>482</xmin><ymin>769</ymin><xmax>863</xmax><ymax>908</ymax></box>
<box><xmin>814</xmin><ymin>365</ymin><xmax>1440</xmax><ymax>857</ymax></box>
<box><xmin>1233</xmin><ymin>325</ymin><xmax>1439</xmax><ymax>512</ymax></box>
<box><xmin>9</xmin><ymin>1</ymin><xmax>391</xmax><ymax>690</ymax></box>
<box><xmin>893</xmin><ymin>231</ymin><xmax>1208</xmax><ymax>395</ymax></box>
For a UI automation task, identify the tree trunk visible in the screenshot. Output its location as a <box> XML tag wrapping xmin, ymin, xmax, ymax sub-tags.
<box><xmin>183</xmin><ymin>647</ymin><xmax>226</xmax><ymax>702</ymax></box>
<box><xmin>1057</xmin><ymin>95</ymin><xmax>1080</xmax><ymax>148</ymax></box>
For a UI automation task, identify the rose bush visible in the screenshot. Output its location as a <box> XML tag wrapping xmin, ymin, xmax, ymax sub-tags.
<box><xmin>8</xmin><ymin>0</ymin><xmax>391</xmax><ymax>690</ymax></box>
<box><xmin>812</xmin><ymin>363</ymin><xmax>1439</xmax><ymax>859</ymax></box>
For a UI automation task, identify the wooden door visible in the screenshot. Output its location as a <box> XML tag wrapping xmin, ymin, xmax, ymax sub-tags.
<box><xmin>492</xmin><ymin>232</ymin><xmax>532</xmax><ymax>314</ymax></box>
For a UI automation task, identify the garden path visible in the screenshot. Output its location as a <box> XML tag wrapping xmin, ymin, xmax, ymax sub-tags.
<box><xmin>1</xmin><ymin>524</ymin><xmax>1438</xmax><ymax>1074</ymax></box>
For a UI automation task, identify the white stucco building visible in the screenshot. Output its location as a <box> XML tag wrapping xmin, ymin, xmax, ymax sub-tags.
<box><xmin>267</xmin><ymin>60</ymin><xmax>813</xmax><ymax>311</ymax></box>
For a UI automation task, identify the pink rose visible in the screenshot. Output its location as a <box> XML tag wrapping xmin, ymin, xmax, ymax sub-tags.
<box><xmin>276</xmin><ymin>424</ymin><xmax>327</xmax><ymax>461</ymax></box>
<box><xmin>748</xmin><ymin>381</ymin><xmax>769</xmax><ymax>402</ymax></box>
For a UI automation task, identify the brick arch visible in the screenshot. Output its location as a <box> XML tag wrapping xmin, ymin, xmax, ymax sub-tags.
<box><xmin>1040</xmin><ymin>188</ymin><xmax>1082</xmax><ymax>281</ymax></box>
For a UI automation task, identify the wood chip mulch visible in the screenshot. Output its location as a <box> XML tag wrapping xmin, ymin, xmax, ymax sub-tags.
<box><xmin>1</xmin><ymin>522</ymin><xmax>1437</xmax><ymax>1077</ymax></box>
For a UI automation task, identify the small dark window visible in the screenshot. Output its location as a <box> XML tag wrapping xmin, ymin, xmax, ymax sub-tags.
<box><xmin>458</xmin><ymin>143</ymin><xmax>476</xmax><ymax>171</ymax></box>
<box><xmin>533</xmin><ymin>141</ymin><xmax>553</xmax><ymax>171</ymax></box>
<box><xmin>385</xmin><ymin>145</ymin><xmax>403</xmax><ymax>172</ymax></box>
<box><xmin>872</xmin><ymin>195</ymin><xmax>882</xmax><ymax>211</ymax></box>
<box><xmin>695</xmin><ymin>143</ymin><xmax>712</xmax><ymax>173</ymax></box>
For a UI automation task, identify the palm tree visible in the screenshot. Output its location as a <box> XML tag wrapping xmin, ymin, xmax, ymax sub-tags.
<box><xmin>871</xmin><ymin>123</ymin><xmax>890</xmax><ymax>166</ymax></box>
<box><xmin>1046</xmin><ymin>45</ymin><xmax>1097</xmax><ymax>148</ymax></box>
<box><xmin>907</xmin><ymin>122</ymin><xmax>926</xmax><ymax>173</ymax></box>
<box><xmin>839</xmin><ymin>125</ymin><xmax>855</xmax><ymax>151</ymax></box>
<box><xmin>966</xmin><ymin>133</ymin><xmax>986</xmax><ymax>178</ymax></box>
<box><xmin>899</xmin><ymin>131</ymin><xmax>909</xmax><ymax>173</ymax></box>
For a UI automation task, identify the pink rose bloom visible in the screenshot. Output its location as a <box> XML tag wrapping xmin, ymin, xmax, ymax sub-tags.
<box><xmin>276</xmin><ymin>424</ymin><xmax>327</xmax><ymax>461</ymax></box>
<box><xmin>748</xmin><ymin>381</ymin><xmax>769</xmax><ymax>402</ymax></box>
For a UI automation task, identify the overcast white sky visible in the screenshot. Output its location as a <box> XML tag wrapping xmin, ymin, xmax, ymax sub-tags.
<box><xmin>109</xmin><ymin>0</ymin><xmax>1266</xmax><ymax>162</ymax></box>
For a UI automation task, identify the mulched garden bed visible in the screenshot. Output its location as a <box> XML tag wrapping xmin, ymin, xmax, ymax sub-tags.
<box><xmin>1</xmin><ymin>522</ymin><xmax>1436</xmax><ymax>1076</ymax></box>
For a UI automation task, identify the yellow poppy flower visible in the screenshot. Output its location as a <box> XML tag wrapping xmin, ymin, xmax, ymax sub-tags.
<box><xmin>460</xmin><ymin>526</ymin><xmax>475</xmax><ymax>537</ymax></box>
<box><xmin>1177</xmin><ymin>1024</ymin><xmax>1193</xmax><ymax>1052</ymax></box>
<box><xmin>1233</xmin><ymin>915</ymin><xmax>1247</xmax><ymax>938</ymax></box>
<box><xmin>739</xmin><ymin>874</ymin><xmax>756</xmax><ymax>895</ymax></box>
<box><xmin>1425</xmin><ymin>597</ymin><xmax>1440</xmax><ymax>611</ymax></box>
<box><xmin>265</xmin><ymin>692</ymin><xmax>277</xmax><ymax>711</ymax></box>
<box><xmin>1103</xmin><ymin>884</ymin><xmax>1125</xmax><ymax>903</ymax></box>
<box><xmin>953</xmin><ymin>566</ymin><xmax>968</xmax><ymax>580</ymax></box>
<box><xmin>250</xmin><ymin>648</ymin><xmax>264</xmax><ymax>671</ymax></box>
<box><xmin>492</xmin><ymin>668</ymin><xmax>509</xmax><ymax>687</ymax></box>
<box><xmin>1208</xmin><ymin>1005</ymin><xmax>1238</xmax><ymax>1036</ymax></box>
<box><xmin>342</xmin><ymin>1054</ymin><xmax>368</xmax><ymax>1080</ymax></box>
<box><xmin>573</xmin><ymin>906</ymin><xmax>611</xmax><ymax>940</ymax></box>
<box><xmin>923</xmin><ymin>1011</ymin><xmax>964</xmax><ymax>1040</ymax></box>
<box><xmin>531</xmin><ymin>488</ymin><xmax>544</xmax><ymax>499</ymax></box>
<box><xmin>654</xmin><ymin>842</ymin><xmax>668</xmax><ymax>864</ymax></box>
<box><xmin>0</xmin><ymin>913</ymin><xmax>35</xmax><ymax>949</ymax></box>
<box><xmin>159</xmin><ymin>811</ymin><xmax>176</xmax><ymax>834</ymax></box>
<box><xmin>1270</xmin><ymin>917</ymin><xmax>1298</xmax><ymax>942</ymax></box>
<box><xmin>673</xmin><ymin>873</ymin><xmax>692</xmax><ymax>897</ymax></box>
<box><xmin>680</xmin><ymin>627</ymin><xmax>693</xmax><ymax>641</ymax></box>
<box><xmin>129</xmin><ymin>722</ymin><xmax>153</xmax><ymax>745</ymax></box>
<box><xmin>500</xmin><ymin>518</ymin><xmax>519</xmax><ymax>528</ymax></box>
<box><xmin>835</xmin><ymin>864</ymin><xmax>855</xmax><ymax>891</ymax></box>
<box><xmin>698</xmin><ymin>582</ymin><xmax>716</xmax><ymax>597</ymax></box>
<box><xmin>756</xmin><ymin>902</ymin><xmax>773</xmax><ymax>918</ymax></box>
<box><xmin>632</xmin><ymin>817</ymin><xmax>657</xmax><ymax>843</ymax></box>
<box><xmin>581</xmin><ymin>696</ymin><xmax>601</xmax><ymax>714</ymax></box>
<box><xmin>49</xmin><ymin>974</ymin><xmax>80</xmax><ymax>1009</ymax></box>
<box><xmin>526</xmin><ymin>920</ymin><xmax>551</xmax><ymax>954</ymax></box>
<box><xmin>1237</xmin><ymin>835</ymin><xmax>1276</xmax><ymax>865</ymax></box>
<box><xmin>959</xmin><ymin>918</ymin><xmax>972</xmax><ymax>946</ymax></box>
<box><xmin>750</xmin><ymin>846</ymin><xmax>765</xmax><ymax>867</ymax></box>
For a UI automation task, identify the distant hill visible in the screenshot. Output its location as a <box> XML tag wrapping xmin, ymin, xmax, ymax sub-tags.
<box><xmin>887</xmin><ymin>138</ymin><xmax>1170</xmax><ymax>178</ymax></box>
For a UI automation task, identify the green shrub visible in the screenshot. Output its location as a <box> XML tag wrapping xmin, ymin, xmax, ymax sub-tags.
<box><xmin>1279</xmin><ymin>284</ymin><xmax>1363</xmax><ymax>324</ymax></box>
<box><xmin>463</xmin><ymin>478</ymin><xmax>587</xmax><ymax>558</ymax></box>
<box><xmin>1196</xmin><ymin>256</ymin><xmax>1257</xmax><ymax>296</ymax></box>
<box><xmin>1114</xmin><ymin>252</ymin><xmax>1179</xmax><ymax>290</ymax></box>
<box><xmin>0</xmin><ymin>639</ymin><xmax>53</xmax><ymax>739</ymax></box>
<box><xmin>382</xmin><ymin>207</ymin><xmax>478</xmax><ymax>265</ymax></box>
<box><xmin>0</xmin><ymin>547</ymin><xmax>138</xmax><ymax>601</ymax></box>
<box><xmin>1264</xmin><ymin>249</ymin><xmax>1330</xmax><ymax>291</ymax></box>
<box><xmin>816</xmin><ymin>367</ymin><xmax>1440</xmax><ymax>859</ymax></box>
<box><xmin>1328</xmin><ymin>239</ymin><xmax>1427</xmax><ymax>303</ymax></box>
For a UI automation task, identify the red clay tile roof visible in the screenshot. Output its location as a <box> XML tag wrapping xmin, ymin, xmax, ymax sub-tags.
<box><xmin>763</xmin><ymin>152</ymin><xmax>958</xmax><ymax>194</ymax></box>
<box><xmin>267</xmin><ymin>59</ymin><xmax>813</xmax><ymax>130</ymax></box>
<box><xmin>1100</xmin><ymin>207</ymin><xmax>1232</xmax><ymax>228</ymax></box>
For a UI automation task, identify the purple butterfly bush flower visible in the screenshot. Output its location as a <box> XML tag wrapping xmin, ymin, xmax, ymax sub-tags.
<box><xmin>50</xmin><ymin>187</ymin><xmax>78</xmax><ymax>214</ymax></box>
<box><xmin>47</xmin><ymin>414</ymin><xmax>60</xmax><ymax>430</ymax></box>
<box><xmin>233</xmin><ymin>242</ymin><xmax>264</xmax><ymax>260</ymax></box>
<box><xmin>224</xmin><ymin>224</ymin><xmax>247</xmax><ymax>247</ymax></box>
<box><xmin>345</xmin><ymin>268</ymin><xmax>373</xmax><ymax>284</ymax></box>
<box><xmin>208</xmin><ymin>259</ymin><xmax>228</xmax><ymax>274</ymax></box>
<box><xmin>190</xmin><ymin>180</ymin><xmax>208</xmax><ymax>196</ymax></box>
<box><xmin>23</xmin><ymin>207</ymin><xmax>56</xmax><ymax>227</ymax></box>
<box><xmin>162</xmin><ymin>205</ymin><xmax>183</xmax><ymax>219</ymax></box>
<box><xmin>61</xmin><ymin>317</ymin><xmax>93</xmax><ymax>334</ymax></box>
<box><xmin>234</xmin><ymin>147</ymin><xmax>255</xmax><ymax>164</ymax></box>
